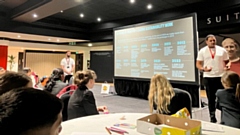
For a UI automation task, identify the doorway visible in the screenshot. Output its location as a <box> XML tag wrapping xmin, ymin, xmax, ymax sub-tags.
<box><xmin>18</xmin><ymin>52</ymin><xmax>24</xmax><ymax>72</ymax></box>
<box><xmin>75</xmin><ymin>53</ymin><xmax>83</xmax><ymax>71</ymax></box>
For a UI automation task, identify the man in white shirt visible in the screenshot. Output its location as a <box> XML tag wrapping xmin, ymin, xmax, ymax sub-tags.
<box><xmin>61</xmin><ymin>51</ymin><xmax>75</xmax><ymax>83</ymax></box>
<box><xmin>196</xmin><ymin>34</ymin><xmax>229</xmax><ymax>123</ymax></box>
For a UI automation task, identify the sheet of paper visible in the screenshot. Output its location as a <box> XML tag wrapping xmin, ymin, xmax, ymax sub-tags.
<box><xmin>71</xmin><ymin>132</ymin><xmax>107</xmax><ymax>135</ymax></box>
<box><xmin>202</xmin><ymin>123</ymin><xmax>224</xmax><ymax>132</ymax></box>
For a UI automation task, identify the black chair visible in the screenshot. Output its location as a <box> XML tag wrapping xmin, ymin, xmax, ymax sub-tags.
<box><xmin>59</xmin><ymin>90</ymin><xmax>75</xmax><ymax>121</ymax></box>
<box><xmin>173</xmin><ymin>88</ymin><xmax>192</xmax><ymax>117</ymax></box>
<box><xmin>153</xmin><ymin>88</ymin><xmax>192</xmax><ymax>118</ymax></box>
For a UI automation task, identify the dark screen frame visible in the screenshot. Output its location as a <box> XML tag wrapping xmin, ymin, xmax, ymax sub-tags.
<box><xmin>113</xmin><ymin>13</ymin><xmax>199</xmax><ymax>85</ymax></box>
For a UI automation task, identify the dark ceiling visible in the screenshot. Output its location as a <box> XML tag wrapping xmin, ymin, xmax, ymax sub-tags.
<box><xmin>50</xmin><ymin>0</ymin><xmax>203</xmax><ymax>24</ymax></box>
<box><xmin>0</xmin><ymin>0</ymin><xmax>204</xmax><ymax>24</ymax></box>
<box><xmin>0</xmin><ymin>0</ymin><xmax>240</xmax><ymax>43</ymax></box>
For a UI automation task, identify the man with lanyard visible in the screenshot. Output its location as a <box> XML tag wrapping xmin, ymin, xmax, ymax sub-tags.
<box><xmin>196</xmin><ymin>34</ymin><xmax>229</xmax><ymax>123</ymax></box>
<box><xmin>61</xmin><ymin>50</ymin><xmax>75</xmax><ymax>83</ymax></box>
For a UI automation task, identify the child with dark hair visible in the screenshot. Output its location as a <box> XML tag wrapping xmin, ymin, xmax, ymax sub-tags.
<box><xmin>44</xmin><ymin>68</ymin><xmax>67</xmax><ymax>95</ymax></box>
<box><xmin>68</xmin><ymin>70</ymin><xmax>108</xmax><ymax>120</ymax></box>
<box><xmin>0</xmin><ymin>87</ymin><xmax>63</xmax><ymax>135</ymax></box>
<box><xmin>0</xmin><ymin>71</ymin><xmax>32</xmax><ymax>95</ymax></box>
<box><xmin>22</xmin><ymin>67</ymin><xmax>39</xmax><ymax>88</ymax></box>
<box><xmin>216</xmin><ymin>71</ymin><xmax>240</xmax><ymax>128</ymax></box>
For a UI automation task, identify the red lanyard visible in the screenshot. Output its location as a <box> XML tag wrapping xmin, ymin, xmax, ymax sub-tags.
<box><xmin>66</xmin><ymin>58</ymin><xmax>70</xmax><ymax>65</ymax></box>
<box><xmin>209</xmin><ymin>48</ymin><xmax>216</xmax><ymax>59</ymax></box>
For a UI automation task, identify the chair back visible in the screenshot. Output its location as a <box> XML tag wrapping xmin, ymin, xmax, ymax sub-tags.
<box><xmin>59</xmin><ymin>90</ymin><xmax>76</xmax><ymax>121</ymax></box>
<box><xmin>174</xmin><ymin>88</ymin><xmax>192</xmax><ymax>117</ymax></box>
<box><xmin>56</xmin><ymin>85</ymin><xmax>77</xmax><ymax>98</ymax></box>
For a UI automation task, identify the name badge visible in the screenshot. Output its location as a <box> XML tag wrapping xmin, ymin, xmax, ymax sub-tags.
<box><xmin>216</xmin><ymin>51</ymin><xmax>223</xmax><ymax>56</ymax></box>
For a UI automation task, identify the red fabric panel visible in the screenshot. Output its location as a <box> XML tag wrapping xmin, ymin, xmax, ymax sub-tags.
<box><xmin>0</xmin><ymin>45</ymin><xmax>8</xmax><ymax>69</ymax></box>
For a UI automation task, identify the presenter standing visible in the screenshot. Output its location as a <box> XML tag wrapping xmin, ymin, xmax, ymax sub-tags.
<box><xmin>61</xmin><ymin>51</ymin><xmax>75</xmax><ymax>83</ymax></box>
<box><xmin>196</xmin><ymin>34</ymin><xmax>229</xmax><ymax>123</ymax></box>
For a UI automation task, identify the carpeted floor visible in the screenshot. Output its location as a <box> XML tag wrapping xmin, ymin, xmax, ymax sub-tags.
<box><xmin>92</xmin><ymin>84</ymin><xmax>221</xmax><ymax>123</ymax></box>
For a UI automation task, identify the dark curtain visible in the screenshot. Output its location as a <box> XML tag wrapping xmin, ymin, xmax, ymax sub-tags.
<box><xmin>114</xmin><ymin>79</ymin><xmax>200</xmax><ymax>107</ymax></box>
<box><xmin>0</xmin><ymin>45</ymin><xmax>8</xmax><ymax>69</ymax></box>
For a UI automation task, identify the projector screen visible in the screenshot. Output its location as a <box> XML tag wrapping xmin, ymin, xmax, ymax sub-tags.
<box><xmin>114</xmin><ymin>14</ymin><xmax>199</xmax><ymax>84</ymax></box>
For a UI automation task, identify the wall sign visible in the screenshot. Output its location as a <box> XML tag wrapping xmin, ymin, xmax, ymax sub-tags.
<box><xmin>206</xmin><ymin>12</ymin><xmax>240</xmax><ymax>25</ymax></box>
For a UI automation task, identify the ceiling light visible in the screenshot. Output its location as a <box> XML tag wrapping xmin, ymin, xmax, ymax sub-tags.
<box><xmin>130</xmin><ymin>0</ymin><xmax>135</xmax><ymax>3</ymax></box>
<box><xmin>48</xmin><ymin>38</ymin><xmax>51</xmax><ymax>41</ymax></box>
<box><xmin>88</xmin><ymin>43</ymin><xmax>92</xmax><ymax>46</ymax></box>
<box><xmin>17</xmin><ymin>35</ymin><xmax>21</xmax><ymax>38</ymax></box>
<box><xmin>57</xmin><ymin>39</ymin><xmax>60</xmax><ymax>42</ymax></box>
<box><xmin>147</xmin><ymin>4</ymin><xmax>152</xmax><ymax>9</ymax></box>
<box><xmin>97</xmin><ymin>17</ymin><xmax>101</xmax><ymax>22</ymax></box>
<box><xmin>33</xmin><ymin>14</ymin><xmax>38</xmax><ymax>18</ymax></box>
<box><xmin>60</xmin><ymin>10</ymin><xmax>63</xmax><ymax>13</ymax></box>
<box><xmin>80</xmin><ymin>13</ymin><xmax>84</xmax><ymax>18</ymax></box>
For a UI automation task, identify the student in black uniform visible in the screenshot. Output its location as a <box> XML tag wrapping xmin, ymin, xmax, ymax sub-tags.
<box><xmin>68</xmin><ymin>70</ymin><xmax>108</xmax><ymax>120</ymax></box>
<box><xmin>148</xmin><ymin>74</ymin><xmax>192</xmax><ymax>116</ymax></box>
<box><xmin>216</xmin><ymin>71</ymin><xmax>240</xmax><ymax>128</ymax></box>
<box><xmin>44</xmin><ymin>68</ymin><xmax>67</xmax><ymax>95</ymax></box>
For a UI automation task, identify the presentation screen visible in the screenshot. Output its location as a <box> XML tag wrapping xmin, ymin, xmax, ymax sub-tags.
<box><xmin>114</xmin><ymin>14</ymin><xmax>198</xmax><ymax>84</ymax></box>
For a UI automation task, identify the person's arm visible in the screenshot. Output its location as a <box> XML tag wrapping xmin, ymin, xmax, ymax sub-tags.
<box><xmin>196</xmin><ymin>49</ymin><xmax>212</xmax><ymax>72</ymax></box>
<box><xmin>71</xmin><ymin>59</ymin><xmax>75</xmax><ymax>73</ymax></box>
<box><xmin>82</xmin><ymin>91</ymin><xmax>99</xmax><ymax>115</ymax></box>
<box><xmin>196</xmin><ymin>50</ymin><xmax>206</xmax><ymax>71</ymax></box>
<box><xmin>196</xmin><ymin>60</ymin><xmax>204</xmax><ymax>71</ymax></box>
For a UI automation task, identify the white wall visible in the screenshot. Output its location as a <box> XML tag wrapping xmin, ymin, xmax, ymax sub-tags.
<box><xmin>1</xmin><ymin>40</ymin><xmax>113</xmax><ymax>72</ymax></box>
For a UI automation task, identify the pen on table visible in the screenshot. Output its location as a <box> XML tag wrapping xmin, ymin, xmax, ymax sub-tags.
<box><xmin>110</xmin><ymin>127</ymin><xmax>129</xmax><ymax>134</ymax></box>
<box><xmin>105</xmin><ymin>127</ymin><xmax>112</xmax><ymax>135</ymax></box>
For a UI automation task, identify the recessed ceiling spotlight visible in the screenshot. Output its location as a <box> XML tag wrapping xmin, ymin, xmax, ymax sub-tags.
<box><xmin>147</xmin><ymin>4</ymin><xmax>152</xmax><ymax>9</ymax></box>
<box><xmin>17</xmin><ymin>35</ymin><xmax>21</xmax><ymax>38</ymax></box>
<box><xmin>48</xmin><ymin>38</ymin><xmax>51</xmax><ymax>41</ymax></box>
<box><xmin>130</xmin><ymin>0</ymin><xmax>135</xmax><ymax>3</ymax></box>
<box><xmin>88</xmin><ymin>43</ymin><xmax>92</xmax><ymax>46</ymax></box>
<box><xmin>80</xmin><ymin>13</ymin><xmax>84</xmax><ymax>18</ymax></box>
<box><xmin>57</xmin><ymin>39</ymin><xmax>60</xmax><ymax>42</ymax></box>
<box><xmin>60</xmin><ymin>10</ymin><xmax>63</xmax><ymax>13</ymax></box>
<box><xmin>97</xmin><ymin>17</ymin><xmax>101</xmax><ymax>22</ymax></box>
<box><xmin>33</xmin><ymin>14</ymin><xmax>38</xmax><ymax>18</ymax></box>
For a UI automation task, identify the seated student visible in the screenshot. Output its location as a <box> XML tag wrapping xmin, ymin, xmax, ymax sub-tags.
<box><xmin>0</xmin><ymin>87</ymin><xmax>63</xmax><ymax>135</ymax></box>
<box><xmin>44</xmin><ymin>68</ymin><xmax>67</xmax><ymax>95</ymax></box>
<box><xmin>0</xmin><ymin>67</ymin><xmax>6</xmax><ymax>75</ymax></box>
<box><xmin>68</xmin><ymin>70</ymin><xmax>108</xmax><ymax>120</ymax></box>
<box><xmin>0</xmin><ymin>71</ymin><xmax>32</xmax><ymax>95</ymax></box>
<box><xmin>216</xmin><ymin>71</ymin><xmax>240</xmax><ymax>128</ymax></box>
<box><xmin>22</xmin><ymin>67</ymin><xmax>38</xmax><ymax>88</ymax></box>
<box><xmin>222</xmin><ymin>38</ymin><xmax>240</xmax><ymax>75</ymax></box>
<box><xmin>148</xmin><ymin>74</ymin><xmax>192</xmax><ymax>115</ymax></box>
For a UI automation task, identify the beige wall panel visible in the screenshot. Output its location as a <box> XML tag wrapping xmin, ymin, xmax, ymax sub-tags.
<box><xmin>26</xmin><ymin>52</ymin><xmax>75</xmax><ymax>78</ymax></box>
